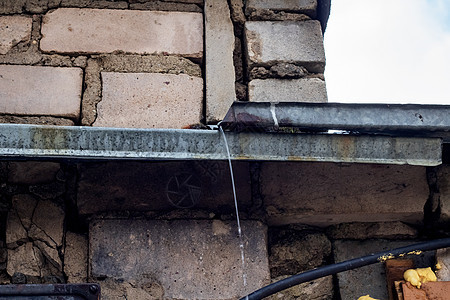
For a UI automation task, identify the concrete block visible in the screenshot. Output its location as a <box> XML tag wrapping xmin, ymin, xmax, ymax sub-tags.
<box><xmin>93</xmin><ymin>72</ymin><xmax>203</xmax><ymax>129</ymax></box>
<box><xmin>334</xmin><ymin>240</ymin><xmax>435</xmax><ymax>300</ymax></box>
<box><xmin>90</xmin><ymin>219</ymin><xmax>270</xmax><ymax>299</ymax></box>
<box><xmin>248</xmin><ymin>78</ymin><xmax>327</xmax><ymax>102</ymax></box>
<box><xmin>268</xmin><ymin>275</ymin><xmax>333</xmax><ymax>300</ymax></box>
<box><xmin>0</xmin><ymin>65</ymin><xmax>82</xmax><ymax>119</ymax></box>
<box><xmin>77</xmin><ymin>161</ymin><xmax>251</xmax><ymax>215</ymax></box>
<box><xmin>246</xmin><ymin>0</ymin><xmax>317</xmax><ymax>17</ymax></box>
<box><xmin>327</xmin><ymin>222</ymin><xmax>418</xmax><ymax>240</ymax></box>
<box><xmin>0</xmin><ymin>16</ymin><xmax>32</xmax><ymax>54</ymax></box>
<box><xmin>205</xmin><ymin>0</ymin><xmax>236</xmax><ymax>123</ymax></box>
<box><xmin>64</xmin><ymin>232</ymin><xmax>88</xmax><ymax>283</ymax></box>
<box><xmin>261</xmin><ymin>162</ymin><xmax>428</xmax><ymax>226</ymax></box>
<box><xmin>245</xmin><ymin>20</ymin><xmax>325</xmax><ymax>72</ymax></box>
<box><xmin>436</xmin><ymin>247</ymin><xmax>450</xmax><ymax>281</ymax></box>
<box><xmin>8</xmin><ymin>162</ymin><xmax>60</xmax><ymax>185</ymax></box>
<box><xmin>41</xmin><ymin>8</ymin><xmax>203</xmax><ymax>57</ymax></box>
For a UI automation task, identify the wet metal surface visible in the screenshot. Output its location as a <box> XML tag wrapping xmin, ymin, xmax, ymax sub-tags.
<box><xmin>222</xmin><ymin>102</ymin><xmax>450</xmax><ymax>141</ymax></box>
<box><xmin>0</xmin><ymin>124</ymin><xmax>442</xmax><ymax>166</ymax></box>
<box><xmin>0</xmin><ymin>283</ymin><xmax>100</xmax><ymax>299</ymax></box>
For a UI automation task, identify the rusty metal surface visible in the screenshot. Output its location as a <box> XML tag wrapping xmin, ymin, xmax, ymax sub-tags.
<box><xmin>0</xmin><ymin>283</ymin><xmax>100</xmax><ymax>299</ymax></box>
<box><xmin>0</xmin><ymin>124</ymin><xmax>442</xmax><ymax>166</ymax></box>
<box><xmin>221</xmin><ymin>102</ymin><xmax>450</xmax><ymax>141</ymax></box>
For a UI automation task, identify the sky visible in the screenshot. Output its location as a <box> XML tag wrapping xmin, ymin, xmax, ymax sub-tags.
<box><xmin>324</xmin><ymin>0</ymin><xmax>450</xmax><ymax>104</ymax></box>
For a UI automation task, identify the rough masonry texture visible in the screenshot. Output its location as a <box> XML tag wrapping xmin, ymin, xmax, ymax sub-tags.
<box><xmin>90</xmin><ymin>219</ymin><xmax>270</xmax><ymax>299</ymax></box>
<box><xmin>246</xmin><ymin>0</ymin><xmax>317</xmax><ymax>17</ymax></box>
<box><xmin>205</xmin><ymin>0</ymin><xmax>236</xmax><ymax>123</ymax></box>
<box><xmin>0</xmin><ymin>65</ymin><xmax>82</xmax><ymax>119</ymax></box>
<box><xmin>262</xmin><ymin>162</ymin><xmax>428</xmax><ymax>226</ymax></box>
<box><xmin>77</xmin><ymin>161</ymin><xmax>251</xmax><ymax>215</ymax></box>
<box><xmin>0</xmin><ymin>15</ymin><xmax>32</xmax><ymax>55</ymax></box>
<box><xmin>40</xmin><ymin>8</ymin><xmax>203</xmax><ymax>57</ymax></box>
<box><xmin>93</xmin><ymin>72</ymin><xmax>203</xmax><ymax>128</ymax></box>
<box><xmin>245</xmin><ymin>20</ymin><xmax>325</xmax><ymax>73</ymax></box>
<box><xmin>248</xmin><ymin>78</ymin><xmax>327</xmax><ymax>102</ymax></box>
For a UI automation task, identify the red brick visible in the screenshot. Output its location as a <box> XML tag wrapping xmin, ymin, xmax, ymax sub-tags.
<box><xmin>0</xmin><ymin>16</ymin><xmax>32</xmax><ymax>55</ymax></box>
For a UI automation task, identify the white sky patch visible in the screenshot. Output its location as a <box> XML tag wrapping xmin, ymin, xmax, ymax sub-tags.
<box><xmin>324</xmin><ymin>0</ymin><xmax>450</xmax><ymax>104</ymax></box>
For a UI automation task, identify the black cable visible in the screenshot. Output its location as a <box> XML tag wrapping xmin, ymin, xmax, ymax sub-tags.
<box><xmin>240</xmin><ymin>237</ymin><xmax>450</xmax><ymax>300</ymax></box>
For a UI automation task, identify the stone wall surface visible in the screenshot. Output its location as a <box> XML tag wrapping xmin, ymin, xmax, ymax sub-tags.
<box><xmin>40</xmin><ymin>8</ymin><xmax>203</xmax><ymax>57</ymax></box>
<box><xmin>0</xmin><ymin>65</ymin><xmax>82</xmax><ymax>119</ymax></box>
<box><xmin>90</xmin><ymin>219</ymin><xmax>270</xmax><ymax>299</ymax></box>
<box><xmin>262</xmin><ymin>162</ymin><xmax>428</xmax><ymax>226</ymax></box>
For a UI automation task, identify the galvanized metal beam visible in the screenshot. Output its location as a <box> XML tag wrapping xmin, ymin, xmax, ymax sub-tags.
<box><xmin>221</xmin><ymin>102</ymin><xmax>450</xmax><ymax>141</ymax></box>
<box><xmin>0</xmin><ymin>124</ymin><xmax>442</xmax><ymax>166</ymax></box>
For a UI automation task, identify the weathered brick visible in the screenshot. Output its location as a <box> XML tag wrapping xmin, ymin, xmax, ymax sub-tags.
<box><xmin>77</xmin><ymin>161</ymin><xmax>251</xmax><ymax>215</ymax></box>
<box><xmin>205</xmin><ymin>0</ymin><xmax>236</xmax><ymax>123</ymax></box>
<box><xmin>248</xmin><ymin>78</ymin><xmax>327</xmax><ymax>102</ymax></box>
<box><xmin>0</xmin><ymin>65</ymin><xmax>82</xmax><ymax>119</ymax></box>
<box><xmin>246</xmin><ymin>0</ymin><xmax>317</xmax><ymax>17</ymax></box>
<box><xmin>0</xmin><ymin>16</ymin><xmax>32</xmax><ymax>54</ymax></box>
<box><xmin>93</xmin><ymin>72</ymin><xmax>203</xmax><ymax>128</ymax></box>
<box><xmin>262</xmin><ymin>162</ymin><xmax>428</xmax><ymax>226</ymax></box>
<box><xmin>245</xmin><ymin>20</ymin><xmax>325</xmax><ymax>72</ymax></box>
<box><xmin>90</xmin><ymin>219</ymin><xmax>270</xmax><ymax>299</ymax></box>
<box><xmin>64</xmin><ymin>232</ymin><xmax>88</xmax><ymax>283</ymax></box>
<box><xmin>40</xmin><ymin>8</ymin><xmax>203</xmax><ymax>57</ymax></box>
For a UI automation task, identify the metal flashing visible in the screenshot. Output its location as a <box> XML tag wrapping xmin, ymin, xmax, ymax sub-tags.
<box><xmin>0</xmin><ymin>124</ymin><xmax>442</xmax><ymax>166</ymax></box>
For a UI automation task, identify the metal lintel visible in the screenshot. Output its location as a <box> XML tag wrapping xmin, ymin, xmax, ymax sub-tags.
<box><xmin>221</xmin><ymin>102</ymin><xmax>450</xmax><ymax>141</ymax></box>
<box><xmin>0</xmin><ymin>124</ymin><xmax>442</xmax><ymax>166</ymax></box>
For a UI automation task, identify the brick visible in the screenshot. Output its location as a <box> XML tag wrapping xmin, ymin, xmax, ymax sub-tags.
<box><xmin>77</xmin><ymin>161</ymin><xmax>251</xmax><ymax>215</ymax></box>
<box><xmin>245</xmin><ymin>20</ymin><xmax>325</xmax><ymax>72</ymax></box>
<box><xmin>90</xmin><ymin>219</ymin><xmax>270</xmax><ymax>299</ymax></box>
<box><xmin>205</xmin><ymin>0</ymin><xmax>236</xmax><ymax>123</ymax></box>
<box><xmin>248</xmin><ymin>78</ymin><xmax>327</xmax><ymax>102</ymax></box>
<box><xmin>261</xmin><ymin>162</ymin><xmax>428</xmax><ymax>226</ymax></box>
<box><xmin>93</xmin><ymin>72</ymin><xmax>202</xmax><ymax>128</ymax></box>
<box><xmin>0</xmin><ymin>65</ymin><xmax>82</xmax><ymax>119</ymax></box>
<box><xmin>0</xmin><ymin>16</ymin><xmax>32</xmax><ymax>54</ymax></box>
<box><xmin>40</xmin><ymin>8</ymin><xmax>203</xmax><ymax>57</ymax></box>
<box><xmin>246</xmin><ymin>0</ymin><xmax>317</xmax><ymax>17</ymax></box>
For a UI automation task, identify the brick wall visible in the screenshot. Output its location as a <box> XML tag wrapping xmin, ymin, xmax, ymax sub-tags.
<box><xmin>0</xmin><ymin>0</ymin><xmax>327</xmax><ymax>127</ymax></box>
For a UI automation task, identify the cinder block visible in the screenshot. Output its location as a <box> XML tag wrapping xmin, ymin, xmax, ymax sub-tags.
<box><xmin>93</xmin><ymin>72</ymin><xmax>203</xmax><ymax>128</ymax></box>
<box><xmin>77</xmin><ymin>161</ymin><xmax>251</xmax><ymax>215</ymax></box>
<box><xmin>246</xmin><ymin>0</ymin><xmax>317</xmax><ymax>17</ymax></box>
<box><xmin>0</xmin><ymin>65</ymin><xmax>82</xmax><ymax>119</ymax></box>
<box><xmin>205</xmin><ymin>0</ymin><xmax>236</xmax><ymax>123</ymax></box>
<box><xmin>90</xmin><ymin>219</ymin><xmax>270</xmax><ymax>299</ymax></box>
<box><xmin>41</xmin><ymin>8</ymin><xmax>203</xmax><ymax>57</ymax></box>
<box><xmin>248</xmin><ymin>78</ymin><xmax>327</xmax><ymax>102</ymax></box>
<box><xmin>262</xmin><ymin>162</ymin><xmax>428</xmax><ymax>226</ymax></box>
<box><xmin>0</xmin><ymin>16</ymin><xmax>32</xmax><ymax>54</ymax></box>
<box><xmin>245</xmin><ymin>20</ymin><xmax>325</xmax><ymax>72</ymax></box>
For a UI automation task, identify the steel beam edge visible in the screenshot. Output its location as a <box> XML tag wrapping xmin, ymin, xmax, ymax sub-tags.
<box><xmin>0</xmin><ymin>124</ymin><xmax>442</xmax><ymax>166</ymax></box>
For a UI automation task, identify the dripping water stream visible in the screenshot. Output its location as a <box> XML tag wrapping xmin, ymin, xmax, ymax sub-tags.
<box><xmin>219</xmin><ymin>126</ymin><xmax>247</xmax><ymax>287</ymax></box>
